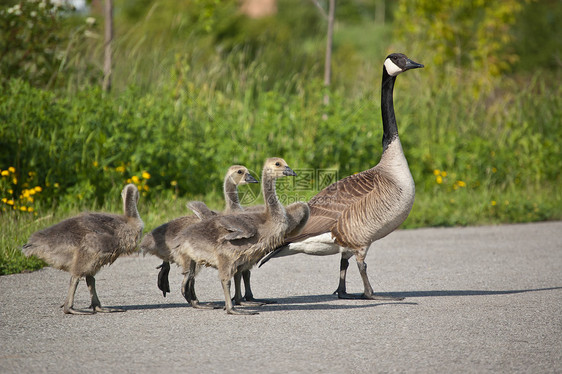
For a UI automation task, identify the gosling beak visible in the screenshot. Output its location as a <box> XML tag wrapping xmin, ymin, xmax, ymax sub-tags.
<box><xmin>404</xmin><ymin>58</ymin><xmax>424</xmax><ymax>70</ymax></box>
<box><xmin>245</xmin><ymin>174</ymin><xmax>259</xmax><ymax>183</ymax></box>
<box><xmin>283</xmin><ymin>166</ymin><xmax>297</xmax><ymax>177</ymax></box>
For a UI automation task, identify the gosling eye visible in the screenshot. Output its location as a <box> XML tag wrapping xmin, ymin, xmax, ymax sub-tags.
<box><xmin>275</xmin><ymin>162</ymin><xmax>280</xmax><ymax>167</ymax></box>
<box><xmin>237</xmin><ymin>170</ymin><xmax>243</xmax><ymax>174</ymax></box>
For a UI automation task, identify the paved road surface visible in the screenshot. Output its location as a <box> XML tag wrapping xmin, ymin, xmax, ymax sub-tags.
<box><xmin>1</xmin><ymin>221</ymin><xmax>561</xmax><ymax>373</ymax></box>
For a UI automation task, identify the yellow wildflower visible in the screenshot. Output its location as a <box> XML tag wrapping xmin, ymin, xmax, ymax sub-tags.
<box><xmin>12</xmin><ymin>178</ymin><xmax>17</xmax><ymax>184</ymax></box>
<box><xmin>1</xmin><ymin>170</ymin><xmax>9</xmax><ymax>176</ymax></box>
<box><xmin>457</xmin><ymin>181</ymin><xmax>466</xmax><ymax>187</ymax></box>
<box><xmin>433</xmin><ymin>169</ymin><xmax>440</xmax><ymax>176</ymax></box>
<box><xmin>1</xmin><ymin>198</ymin><xmax>7</xmax><ymax>203</ymax></box>
<box><xmin>115</xmin><ymin>166</ymin><xmax>126</xmax><ymax>173</ymax></box>
<box><xmin>492</xmin><ymin>167</ymin><xmax>497</xmax><ymax>173</ymax></box>
<box><xmin>7</xmin><ymin>199</ymin><xmax>14</xmax><ymax>206</ymax></box>
<box><xmin>34</xmin><ymin>186</ymin><xmax>42</xmax><ymax>192</ymax></box>
<box><xmin>28</xmin><ymin>207</ymin><xmax>34</xmax><ymax>212</ymax></box>
<box><xmin>491</xmin><ymin>200</ymin><xmax>497</xmax><ymax>206</ymax></box>
<box><xmin>8</xmin><ymin>166</ymin><xmax>15</xmax><ymax>173</ymax></box>
<box><xmin>93</xmin><ymin>161</ymin><xmax>99</xmax><ymax>167</ymax></box>
<box><xmin>131</xmin><ymin>175</ymin><xmax>140</xmax><ymax>183</ymax></box>
<box><xmin>126</xmin><ymin>178</ymin><xmax>132</xmax><ymax>184</ymax></box>
<box><xmin>441</xmin><ymin>171</ymin><xmax>447</xmax><ymax>177</ymax></box>
<box><xmin>436</xmin><ymin>176</ymin><xmax>443</xmax><ymax>184</ymax></box>
<box><xmin>143</xmin><ymin>185</ymin><xmax>149</xmax><ymax>191</ymax></box>
<box><xmin>171</xmin><ymin>180</ymin><xmax>178</xmax><ymax>186</ymax></box>
<box><xmin>142</xmin><ymin>171</ymin><xmax>151</xmax><ymax>180</ymax></box>
<box><xmin>20</xmin><ymin>206</ymin><xmax>27</xmax><ymax>211</ymax></box>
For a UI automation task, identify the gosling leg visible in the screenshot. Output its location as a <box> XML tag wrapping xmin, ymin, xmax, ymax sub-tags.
<box><xmin>182</xmin><ymin>262</ymin><xmax>219</xmax><ymax>309</ymax></box>
<box><xmin>242</xmin><ymin>270</ymin><xmax>274</xmax><ymax>305</ymax></box>
<box><xmin>156</xmin><ymin>261</ymin><xmax>171</xmax><ymax>297</ymax></box>
<box><xmin>86</xmin><ymin>275</ymin><xmax>125</xmax><ymax>313</ymax></box>
<box><xmin>222</xmin><ymin>278</ymin><xmax>257</xmax><ymax>315</ymax></box>
<box><xmin>63</xmin><ymin>276</ymin><xmax>93</xmax><ymax>315</ymax></box>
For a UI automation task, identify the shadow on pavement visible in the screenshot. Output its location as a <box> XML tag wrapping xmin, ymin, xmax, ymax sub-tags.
<box><xmin>109</xmin><ymin>286</ymin><xmax>561</xmax><ymax>312</ymax></box>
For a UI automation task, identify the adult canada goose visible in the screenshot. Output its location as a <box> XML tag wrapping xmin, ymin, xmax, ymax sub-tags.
<box><xmin>140</xmin><ymin>165</ymin><xmax>257</xmax><ymax>306</ymax></box>
<box><xmin>173</xmin><ymin>157</ymin><xmax>301</xmax><ymax>315</ymax></box>
<box><xmin>260</xmin><ymin>53</ymin><xmax>423</xmax><ymax>300</ymax></box>
<box><xmin>22</xmin><ymin>184</ymin><xmax>143</xmax><ymax>314</ymax></box>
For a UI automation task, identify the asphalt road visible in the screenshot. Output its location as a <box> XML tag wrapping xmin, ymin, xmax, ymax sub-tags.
<box><xmin>1</xmin><ymin>221</ymin><xmax>561</xmax><ymax>373</ymax></box>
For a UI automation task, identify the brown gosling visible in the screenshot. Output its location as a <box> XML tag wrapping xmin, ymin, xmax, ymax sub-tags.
<box><xmin>22</xmin><ymin>184</ymin><xmax>143</xmax><ymax>315</ymax></box>
<box><xmin>139</xmin><ymin>165</ymin><xmax>257</xmax><ymax>306</ymax></box>
<box><xmin>260</xmin><ymin>53</ymin><xmax>424</xmax><ymax>301</ymax></box>
<box><xmin>173</xmin><ymin>157</ymin><xmax>299</xmax><ymax>315</ymax></box>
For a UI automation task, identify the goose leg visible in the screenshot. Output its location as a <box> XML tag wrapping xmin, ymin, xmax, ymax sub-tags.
<box><xmin>355</xmin><ymin>250</ymin><xmax>404</xmax><ymax>301</ymax></box>
<box><xmin>242</xmin><ymin>270</ymin><xmax>274</xmax><ymax>305</ymax></box>
<box><xmin>63</xmin><ymin>276</ymin><xmax>93</xmax><ymax>315</ymax></box>
<box><xmin>86</xmin><ymin>275</ymin><xmax>125</xmax><ymax>313</ymax></box>
<box><xmin>334</xmin><ymin>252</ymin><xmax>353</xmax><ymax>298</ymax></box>
<box><xmin>232</xmin><ymin>270</ymin><xmax>266</xmax><ymax>306</ymax></box>
<box><xmin>182</xmin><ymin>262</ymin><xmax>219</xmax><ymax>309</ymax></box>
<box><xmin>222</xmin><ymin>277</ymin><xmax>257</xmax><ymax>316</ymax></box>
<box><xmin>180</xmin><ymin>270</ymin><xmax>192</xmax><ymax>302</ymax></box>
<box><xmin>232</xmin><ymin>271</ymin><xmax>244</xmax><ymax>305</ymax></box>
<box><xmin>156</xmin><ymin>261</ymin><xmax>171</xmax><ymax>297</ymax></box>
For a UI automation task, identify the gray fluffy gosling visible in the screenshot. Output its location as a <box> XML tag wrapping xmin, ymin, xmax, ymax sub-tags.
<box><xmin>22</xmin><ymin>184</ymin><xmax>143</xmax><ymax>315</ymax></box>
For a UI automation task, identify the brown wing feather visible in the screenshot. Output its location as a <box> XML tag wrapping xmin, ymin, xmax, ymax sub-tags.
<box><xmin>287</xmin><ymin>168</ymin><xmax>379</xmax><ymax>242</ymax></box>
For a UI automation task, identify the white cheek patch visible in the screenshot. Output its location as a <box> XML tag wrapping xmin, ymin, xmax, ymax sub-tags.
<box><xmin>384</xmin><ymin>58</ymin><xmax>402</xmax><ymax>76</ymax></box>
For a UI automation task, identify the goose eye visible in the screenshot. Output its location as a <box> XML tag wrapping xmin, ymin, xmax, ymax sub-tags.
<box><xmin>237</xmin><ymin>170</ymin><xmax>242</xmax><ymax>174</ymax></box>
<box><xmin>275</xmin><ymin>162</ymin><xmax>280</xmax><ymax>167</ymax></box>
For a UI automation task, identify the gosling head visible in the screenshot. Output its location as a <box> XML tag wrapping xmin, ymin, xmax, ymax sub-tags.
<box><xmin>121</xmin><ymin>183</ymin><xmax>140</xmax><ymax>205</ymax></box>
<box><xmin>263</xmin><ymin>157</ymin><xmax>297</xmax><ymax>179</ymax></box>
<box><xmin>383</xmin><ymin>53</ymin><xmax>424</xmax><ymax>77</ymax></box>
<box><xmin>226</xmin><ymin>165</ymin><xmax>258</xmax><ymax>186</ymax></box>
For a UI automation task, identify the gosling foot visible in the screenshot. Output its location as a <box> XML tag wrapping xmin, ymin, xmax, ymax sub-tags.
<box><xmin>63</xmin><ymin>305</ymin><xmax>95</xmax><ymax>315</ymax></box>
<box><xmin>92</xmin><ymin>305</ymin><xmax>126</xmax><ymax>313</ymax></box>
<box><xmin>226</xmin><ymin>307</ymin><xmax>258</xmax><ymax>316</ymax></box>
<box><xmin>191</xmin><ymin>300</ymin><xmax>221</xmax><ymax>310</ymax></box>
<box><xmin>361</xmin><ymin>293</ymin><xmax>405</xmax><ymax>301</ymax></box>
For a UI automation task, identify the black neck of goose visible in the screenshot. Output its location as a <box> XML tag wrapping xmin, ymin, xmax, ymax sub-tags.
<box><xmin>224</xmin><ymin>178</ymin><xmax>241</xmax><ymax>213</ymax></box>
<box><xmin>262</xmin><ymin>171</ymin><xmax>283</xmax><ymax>218</ymax></box>
<box><xmin>381</xmin><ymin>68</ymin><xmax>398</xmax><ymax>152</ymax></box>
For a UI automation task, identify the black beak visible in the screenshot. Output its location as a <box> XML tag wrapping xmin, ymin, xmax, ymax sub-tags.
<box><xmin>405</xmin><ymin>58</ymin><xmax>424</xmax><ymax>70</ymax></box>
<box><xmin>245</xmin><ymin>174</ymin><xmax>259</xmax><ymax>183</ymax></box>
<box><xmin>283</xmin><ymin>166</ymin><xmax>297</xmax><ymax>177</ymax></box>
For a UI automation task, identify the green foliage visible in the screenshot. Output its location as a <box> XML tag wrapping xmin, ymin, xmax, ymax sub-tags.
<box><xmin>394</xmin><ymin>0</ymin><xmax>527</xmax><ymax>91</ymax></box>
<box><xmin>510</xmin><ymin>0</ymin><xmax>562</xmax><ymax>72</ymax></box>
<box><xmin>0</xmin><ymin>0</ymin><xmax>98</xmax><ymax>89</ymax></box>
<box><xmin>1</xmin><ymin>0</ymin><xmax>561</xmax><ymax>275</ymax></box>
